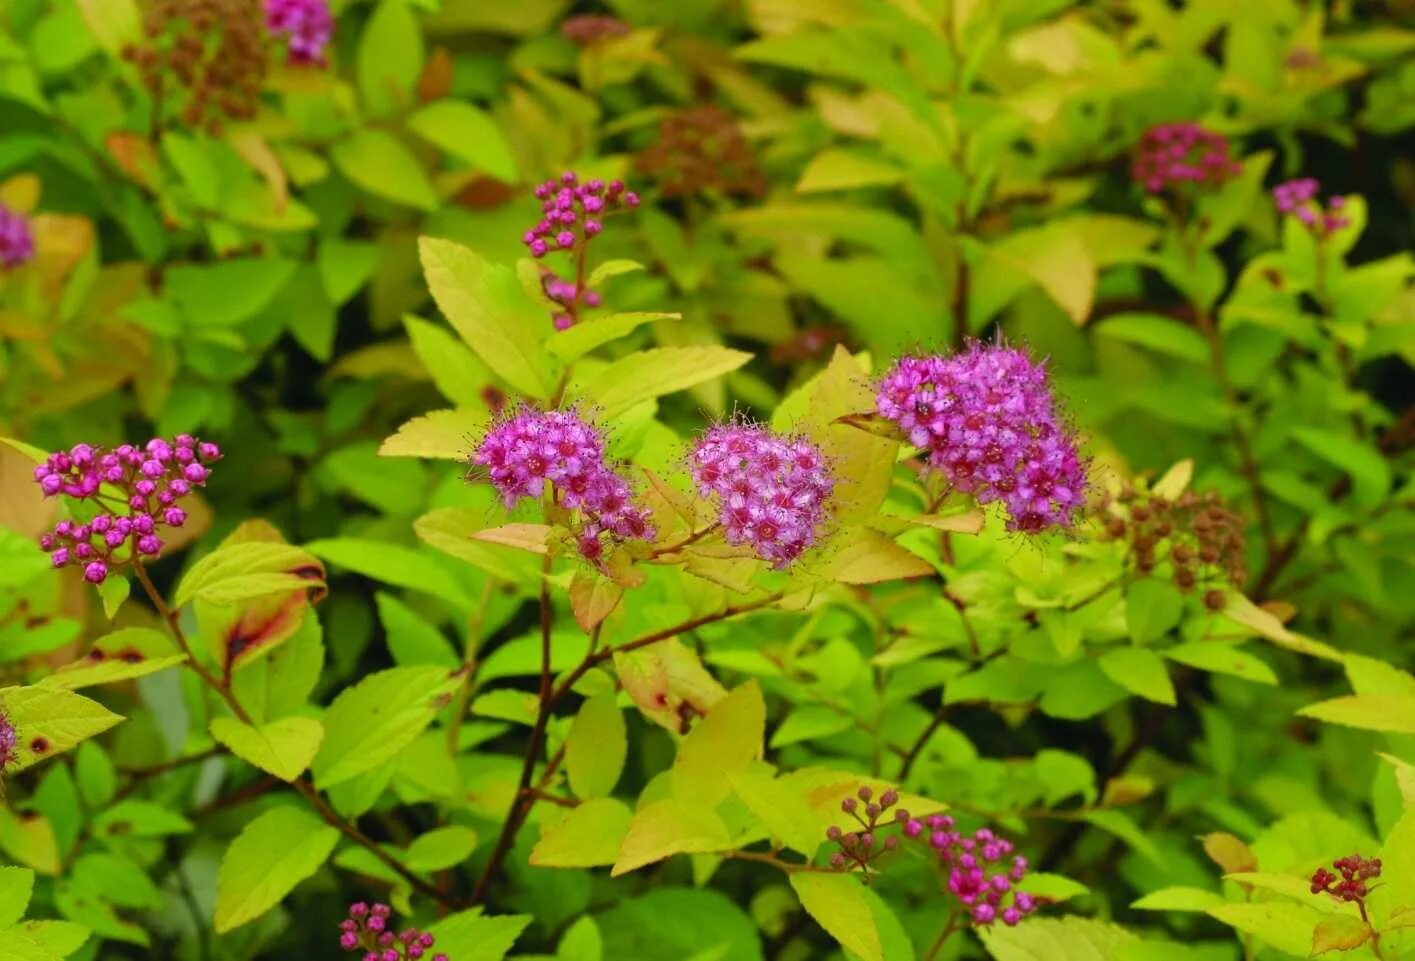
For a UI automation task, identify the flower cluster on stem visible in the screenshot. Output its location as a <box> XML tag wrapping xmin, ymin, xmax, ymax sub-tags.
<box><xmin>524</xmin><ymin>172</ymin><xmax>639</xmax><ymax>330</ymax></box>
<box><xmin>0</xmin><ymin>202</ymin><xmax>35</xmax><ymax>269</ymax></box>
<box><xmin>1132</xmin><ymin>122</ymin><xmax>1241</xmax><ymax>195</ymax></box>
<box><xmin>1096</xmin><ymin>486</ymin><xmax>1246</xmax><ymax>605</ymax></box>
<box><xmin>876</xmin><ymin>342</ymin><xmax>1086</xmax><ymax>533</ymax></box>
<box><xmin>264</xmin><ymin>0</ymin><xmax>334</xmax><ymax>66</ymax></box>
<box><xmin>473</xmin><ymin>406</ymin><xmax>654</xmax><ymax>563</ymax></box>
<box><xmin>1311</xmin><ymin>854</ymin><xmax>1381</xmax><ymax>902</ymax></box>
<box><xmin>904</xmin><ymin>815</ymin><xmax>1037</xmax><ymax>927</ymax></box>
<box><xmin>827</xmin><ymin>786</ymin><xmax>902</xmax><ymax>874</ymax></box>
<box><xmin>689</xmin><ymin>420</ymin><xmax>834</xmax><ymax>568</ymax></box>
<box><xmin>33</xmin><ymin>436</ymin><xmax>221</xmax><ymax>584</ymax></box>
<box><xmin>338</xmin><ymin>902</ymin><xmax>448</xmax><ymax>961</ymax></box>
<box><xmin>1273</xmin><ymin>177</ymin><xmax>1349</xmax><ymax>238</ymax></box>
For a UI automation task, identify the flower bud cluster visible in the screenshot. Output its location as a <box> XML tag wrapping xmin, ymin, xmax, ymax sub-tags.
<box><xmin>0</xmin><ymin>202</ymin><xmax>35</xmax><ymax>269</ymax></box>
<box><xmin>636</xmin><ymin>105</ymin><xmax>766</xmax><ymax>199</ymax></box>
<box><xmin>689</xmin><ymin>421</ymin><xmax>834</xmax><ymax>569</ymax></box>
<box><xmin>338</xmin><ymin>902</ymin><xmax>448</xmax><ymax>961</ymax></box>
<box><xmin>901</xmin><ymin>814</ymin><xmax>1037</xmax><ymax>927</ymax></box>
<box><xmin>1311</xmin><ymin>854</ymin><xmax>1381</xmax><ymax>902</ymax></box>
<box><xmin>1097</xmin><ymin>487</ymin><xmax>1246</xmax><ymax>606</ymax></box>
<box><xmin>1273</xmin><ymin>178</ymin><xmax>1350</xmax><ymax>237</ymax></box>
<box><xmin>473</xmin><ymin>407</ymin><xmax>654</xmax><ymax>563</ymax></box>
<box><xmin>1132</xmin><ymin>122</ymin><xmax>1241</xmax><ymax>194</ymax></box>
<box><xmin>265</xmin><ymin>0</ymin><xmax>335</xmax><ymax>66</ymax></box>
<box><xmin>33</xmin><ymin>436</ymin><xmax>221</xmax><ymax>585</ymax></box>
<box><xmin>826</xmin><ymin>785</ymin><xmax>902</xmax><ymax>874</ymax></box>
<box><xmin>122</xmin><ymin>0</ymin><xmax>267</xmax><ymax>134</ymax></box>
<box><xmin>876</xmin><ymin>343</ymin><xmax>1087</xmax><ymax>533</ymax></box>
<box><xmin>524</xmin><ymin>172</ymin><xmax>639</xmax><ymax>331</ymax></box>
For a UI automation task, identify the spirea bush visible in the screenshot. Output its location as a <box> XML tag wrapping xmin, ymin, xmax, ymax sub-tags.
<box><xmin>0</xmin><ymin>2</ymin><xmax>1412</xmax><ymax>961</ymax></box>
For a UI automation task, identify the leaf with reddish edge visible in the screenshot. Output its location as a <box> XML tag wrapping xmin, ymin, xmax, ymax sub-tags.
<box><xmin>191</xmin><ymin>521</ymin><xmax>326</xmax><ymax>677</ymax></box>
<box><xmin>1310</xmin><ymin>915</ymin><xmax>1370</xmax><ymax>954</ymax></box>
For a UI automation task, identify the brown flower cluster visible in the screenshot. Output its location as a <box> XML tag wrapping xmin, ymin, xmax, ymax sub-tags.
<box><xmin>1098</xmin><ymin>487</ymin><xmax>1247</xmax><ymax>609</ymax></box>
<box><xmin>123</xmin><ymin>0</ymin><xmax>268</xmax><ymax>134</ymax></box>
<box><xmin>636</xmin><ymin>106</ymin><xmax>767</xmax><ymax>199</ymax></box>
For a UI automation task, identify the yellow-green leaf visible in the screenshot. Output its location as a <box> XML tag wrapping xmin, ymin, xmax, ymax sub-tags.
<box><xmin>0</xmin><ymin>686</ymin><xmax>123</xmax><ymax>773</ymax></box>
<box><xmin>380</xmin><ymin>409</ymin><xmax>486</xmax><ymax>460</ymax></box>
<box><xmin>312</xmin><ymin>667</ymin><xmax>462</xmax><ymax>789</ymax></box>
<box><xmin>790</xmin><ymin>872</ymin><xmax>882</xmax><ymax>961</ymax></box>
<box><xmin>1206</xmin><ymin>902</ymin><xmax>1325</xmax><ymax>956</ymax></box>
<box><xmin>1311</xmin><ymin>915</ymin><xmax>1370</xmax><ymax>954</ymax></box>
<box><xmin>565</xmin><ymin>692</ymin><xmax>626</xmax><ymax>800</ymax></box>
<box><xmin>611</xmin><ymin>798</ymin><xmax>730</xmax><ymax>876</ymax></box>
<box><xmin>1298</xmin><ymin>695</ymin><xmax>1415</xmax><ymax>734</ymax></box>
<box><xmin>42</xmin><ymin>627</ymin><xmax>186</xmax><ymax>690</ymax></box>
<box><xmin>530</xmin><ymin>798</ymin><xmax>633</xmax><ymax>868</ymax></box>
<box><xmin>210</xmin><ymin>717</ymin><xmax>324</xmax><ymax>782</ymax></box>
<box><xmin>173</xmin><ymin>542</ymin><xmax>324</xmax><ymax>609</ymax></box>
<box><xmin>1099</xmin><ymin>648</ymin><xmax>1176</xmax><ymax>705</ymax></box>
<box><xmin>332</xmin><ymin>130</ymin><xmax>437</xmax><ymax>211</ymax></box>
<box><xmin>584</xmin><ymin>347</ymin><xmax>752</xmax><ymax>420</ymax></box>
<box><xmin>419</xmin><ymin>237</ymin><xmax>557</xmax><ymax>399</ymax></box>
<box><xmin>214</xmin><ymin>806</ymin><xmax>338</xmax><ymax>933</ymax></box>
<box><xmin>671</xmin><ymin>680</ymin><xmax>765</xmax><ymax>806</ymax></box>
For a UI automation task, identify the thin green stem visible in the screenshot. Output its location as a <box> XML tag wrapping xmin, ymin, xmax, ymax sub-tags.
<box><xmin>924</xmin><ymin>910</ymin><xmax>961</xmax><ymax>961</ymax></box>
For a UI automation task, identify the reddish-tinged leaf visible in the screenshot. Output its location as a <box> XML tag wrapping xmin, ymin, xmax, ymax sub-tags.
<box><xmin>569</xmin><ymin>571</ymin><xmax>624</xmax><ymax>633</ymax></box>
<box><xmin>470</xmin><ymin>524</ymin><xmax>552</xmax><ymax>554</ymax></box>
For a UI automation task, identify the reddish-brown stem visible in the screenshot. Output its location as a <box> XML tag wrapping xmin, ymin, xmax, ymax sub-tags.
<box><xmin>650</xmin><ymin>522</ymin><xmax>721</xmax><ymax>558</ymax></box>
<box><xmin>133</xmin><ymin>562</ymin><xmax>252</xmax><ymax>725</ymax></box>
<box><xmin>134</xmin><ymin>562</ymin><xmax>457</xmax><ymax>906</ymax></box>
<box><xmin>469</xmin><ymin>591</ymin><xmax>786</xmax><ymax>905</ymax></box>
<box><xmin>293</xmin><ymin>779</ymin><xmax>456</xmax><ymax>906</ymax></box>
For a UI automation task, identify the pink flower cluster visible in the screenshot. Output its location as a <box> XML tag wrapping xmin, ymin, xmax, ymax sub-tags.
<box><xmin>473</xmin><ymin>407</ymin><xmax>654</xmax><ymax>563</ymax></box>
<box><xmin>0</xmin><ymin>707</ymin><xmax>15</xmax><ymax>771</ymax></box>
<box><xmin>876</xmin><ymin>344</ymin><xmax>1086</xmax><ymax>534</ymax></box>
<box><xmin>1132</xmin><ymin>122</ymin><xmax>1241</xmax><ymax>194</ymax></box>
<box><xmin>33</xmin><ymin>436</ymin><xmax>221</xmax><ymax>584</ymax></box>
<box><xmin>264</xmin><ymin>0</ymin><xmax>333</xmax><ymax>66</ymax></box>
<box><xmin>524</xmin><ymin>172</ymin><xmax>639</xmax><ymax>331</ymax></box>
<box><xmin>689</xmin><ymin>421</ymin><xmax>834</xmax><ymax>569</ymax></box>
<box><xmin>900</xmin><ymin>815</ymin><xmax>1037</xmax><ymax>927</ymax></box>
<box><xmin>1273</xmin><ymin>177</ymin><xmax>1349</xmax><ymax>237</ymax></box>
<box><xmin>339</xmin><ymin>902</ymin><xmax>448</xmax><ymax>961</ymax></box>
<box><xmin>0</xmin><ymin>202</ymin><xmax>35</xmax><ymax>269</ymax></box>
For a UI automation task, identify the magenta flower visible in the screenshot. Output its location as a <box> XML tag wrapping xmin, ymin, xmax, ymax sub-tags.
<box><xmin>34</xmin><ymin>436</ymin><xmax>221</xmax><ymax>584</ymax></box>
<box><xmin>473</xmin><ymin>406</ymin><xmax>655</xmax><ymax>563</ymax></box>
<box><xmin>901</xmin><ymin>815</ymin><xmax>1038</xmax><ymax>927</ymax></box>
<box><xmin>338</xmin><ymin>902</ymin><xmax>448</xmax><ymax>961</ymax></box>
<box><xmin>0</xmin><ymin>202</ymin><xmax>35</xmax><ymax>269</ymax></box>
<box><xmin>1273</xmin><ymin>177</ymin><xmax>1350</xmax><ymax>237</ymax></box>
<box><xmin>524</xmin><ymin>172</ymin><xmax>639</xmax><ymax>330</ymax></box>
<box><xmin>1132</xmin><ymin>122</ymin><xmax>1241</xmax><ymax>195</ymax></box>
<box><xmin>264</xmin><ymin>0</ymin><xmax>333</xmax><ymax>66</ymax></box>
<box><xmin>876</xmin><ymin>343</ymin><xmax>1086</xmax><ymax>534</ymax></box>
<box><xmin>689</xmin><ymin>421</ymin><xmax>834</xmax><ymax>569</ymax></box>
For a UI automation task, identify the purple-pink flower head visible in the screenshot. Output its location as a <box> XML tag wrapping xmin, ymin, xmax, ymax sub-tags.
<box><xmin>0</xmin><ymin>203</ymin><xmax>35</xmax><ymax>270</ymax></box>
<box><xmin>264</xmin><ymin>0</ymin><xmax>334</xmax><ymax>66</ymax></box>
<box><xmin>524</xmin><ymin>172</ymin><xmax>639</xmax><ymax>330</ymax></box>
<box><xmin>1132</xmin><ymin>122</ymin><xmax>1241</xmax><ymax>195</ymax></box>
<box><xmin>876</xmin><ymin>343</ymin><xmax>1087</xmax><ymax>534</ymax></box>
<box><xmin>338</xmin><ymin>901</ymin><xmax>448</xmax><ymax>961</ymax></box>
<box><xmin>1273</xmin><ymin>177</ymin><xmax>1350</xmax><ymax>237</ymax></box>
<box><xmin>34</xmin><ymin>435</ymin><xmax>221</xmax><ymax>584</ymax></box>
<box><xmin>895</xmin><ymin>818</ymin><xmax>1038</xmax><ymax>927</ymax></box>
<box><xmin>473</xmin><ymin>406</ymin><xmax>655</xmax><ymax>563</ymax></box>
<box><xmin>689</xmin><ymin>421</ymin><xmax>834</xmax><ymax>569</ymax></box>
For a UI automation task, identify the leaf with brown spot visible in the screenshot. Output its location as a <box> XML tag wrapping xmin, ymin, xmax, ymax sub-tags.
<box><xmin>43</xmin><ymin>627</ymin><xmax>186</xmax><ymax>690</ymax></box>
